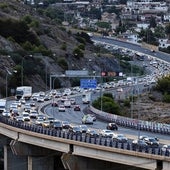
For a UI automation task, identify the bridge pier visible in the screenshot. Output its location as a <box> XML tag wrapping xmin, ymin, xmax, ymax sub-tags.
<box><xmin>163</xmin><ymin>161</ymin><xmax>170</xmax><ymax>170</ymax></box>
<box><xmin>4</xmin><ymin>140</ymin><xmax>61</xmax><ymax>170</ymax></box>
<box><xmin>4</xmin><ymin>145</ymin><xmax>27</xmax><ymax>170</ymax></box>
<box><xmin>28</xmin><ymin>155</ymin><xmax>54</xmax><ymax>170</ymax></box>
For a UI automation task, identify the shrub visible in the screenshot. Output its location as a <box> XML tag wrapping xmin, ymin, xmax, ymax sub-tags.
<box><xmin>163</xmin><ymin>93</ymin><xmax>170</xmax><ymax>103</ymax></box>
<box><xmin>57</xmin><ymin>57</ymin><xmax>68</xmax><ymax>70</ymax></box>
<box><xmin>73</xmin><ymin>47</ymin><xmax>84</xmax><ymax>59</ymax></box>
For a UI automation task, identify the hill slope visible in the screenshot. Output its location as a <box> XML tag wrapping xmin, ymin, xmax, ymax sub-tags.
<box><xmin>0</xmin><ymin>1</ymin><xmax>119</xmax><ymax>96</ymax></box>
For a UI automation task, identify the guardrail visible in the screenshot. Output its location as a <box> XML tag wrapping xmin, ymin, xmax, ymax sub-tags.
<box><xmin>88</xmin><ymin>106</ymin><xmax>170</xmax><ymax>135</ymax></box>
<box><xmin>0</xmin><ymin>115</ymin><xmax>169</xmax><ymax>158</ymax></box>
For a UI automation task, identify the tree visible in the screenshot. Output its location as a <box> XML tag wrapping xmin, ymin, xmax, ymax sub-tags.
<box><xmin>165</xmin><ymin>23</ymin><xmax>170</xmax><ymax>39</ymax></box>
<box><xmin>149</xmin><ymin>16</ymin><xmax>157</xmax><ymax>28</ymax></box>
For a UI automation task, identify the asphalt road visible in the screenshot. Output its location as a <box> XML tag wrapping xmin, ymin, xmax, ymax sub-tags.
<box><xmin>92</xmin><ymin>36</ymin><xmax>170</xmax><ymax>63</ymax></box>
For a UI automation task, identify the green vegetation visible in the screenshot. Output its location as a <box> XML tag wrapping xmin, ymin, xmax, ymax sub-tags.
<box><xmin>154</xmin><ymin>75</ymin><xmax>170</xmax><ymax>102</ymax></box>
<box><xmin>92</xmin><ymin>93</ymin><xmax>120</xmax><ymax>115</ymax></box>
<box><xmin>73</xmin><ymin>47</ymin><xmax>84</xmax><ymax>59</ymax></box>
<box><xmin>57</xmin><ymin>57</ymin><xmax>68</xmax><ymax>70</ymax></box>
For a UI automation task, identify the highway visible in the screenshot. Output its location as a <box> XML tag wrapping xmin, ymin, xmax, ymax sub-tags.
<box><xmin>44</xmin><ymin>92</ymin><xmax>170</xmax><ymax>145</ymax></box>
<box><xmin>92</xmin><ymin>36</ymin><xmax>170</xmax><ymax>63</ymax></box>
<box><xmin>42</xmin><ymin>37</ymin><xmax>170</xmax><ymax>145</ymax></box>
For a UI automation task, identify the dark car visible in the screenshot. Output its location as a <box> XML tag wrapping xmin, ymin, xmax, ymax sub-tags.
<box><xmin>51</xmin><ymin>102</ymin><xmax>58</xmax><ymax>107</ymax></box>
<box><xmin>143</xmin><ymin>137</ymin><xmax>159</xmax><ymax>147</ymax></box>
<box><xmin>50</xmin><ymin>120</ymin><xmax>62</xmax><ymax>130</ymax></box>
<box><xmin>74</xmin><ymin>105</ymin><xmax>81</xmax><ymax>111</ymax></box>
<box><xmin>86</xmin><ymin>129</ymin><xmax>99</xmax><ymax>138</ymax></box>
<box><xmin>69</xmin><ymin>126</ymin><xmax>81</xmax><ymax>134</ymax></box>
<box><xmin>106</xmin><ymin>123</ymin><xmax>118</xmax><ymax>130</ymax></box>
<box><xmin>62</xmin><ymin>121</ymin><xmax>70</xmax><ymax>129</ymax></box>
<box><xmin>132</xmin><ymin>139</ymin><xmax>148</xmax><ymax>149</ymax></box>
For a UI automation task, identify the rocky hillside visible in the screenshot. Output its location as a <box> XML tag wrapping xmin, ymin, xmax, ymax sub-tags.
<box><xmin>0</xmin><ymin>0</ymin><xmax>119</xmax><ymax>96</ymax></box>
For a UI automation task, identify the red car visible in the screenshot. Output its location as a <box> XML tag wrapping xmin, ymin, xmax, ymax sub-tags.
<box><xmin>51</xmin><ymin>102</ymin><xmax>58</xmax><ymax>107</ymax></box>
<box><xmin>74</xmin><ymin>105</ymin><xmax>81</xmax><ymax>111</ymax></box>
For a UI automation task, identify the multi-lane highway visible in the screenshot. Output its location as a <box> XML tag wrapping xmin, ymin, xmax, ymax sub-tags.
<box><xmin>92</xmin><ymin>36</ymin><xmax>170</xmax><ymax>63</ymax></box>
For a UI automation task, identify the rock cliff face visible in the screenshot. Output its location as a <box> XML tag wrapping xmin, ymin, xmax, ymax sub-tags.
<box><xmin>0</xmin><ymin>0</ymin><xmax>119</xmax><ymax>95</ymax></box>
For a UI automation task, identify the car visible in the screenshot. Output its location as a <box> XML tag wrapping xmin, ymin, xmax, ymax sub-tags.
<box><xmin>14</xmin><ymin>101</ymin><xmax>21</xmax><ymax>107</ymax></box>
<box><xmin>50</xmin><ymin>120</ymin><xmax>62</xmax><ymax>130</ymax></box>
<box><xmin>29</xmin><ymin>101</ymin><xmax>36</xmax><ymax>107</ymax></box>
<box><xmin>44</xmin><ymin>95</ymin><xmax>51</xmax><ymax>101</ymax></box>
<box><xmin>58</xmin><ymin>105</ymin><xmax>66</xmax><ymax>112</ymax></box>
<box><xmin>35</xmin><ymin>118</ymin><xmax>44</xmax><ymax>126</ymax></box>
<box><xmin>64</xmin><ymin>100</ymin><xmax>71</xmax><ymax>108</ymax></box>
<box><xmin>73</xmin><ymin>105</ymin><xmax>81</xmax><ymax>111</ymax></box>
<box><xmin>161</xmin><ymin>145</ymin><xmax>170</xmax><ymax>154</ymax></box>
<box><xmin>112</xmin><ymin>134</ymin><xmax>128</xmax><ymax>143</ymax></box>
<box><xmin>37</xmin><ymin>114</ymin><xmax>46</xmax><ymax>120</ymax></box>
<box><xmin>60</xmin><ymin>96</ymin><xmax>68</xmax><ymax>102</ymax></box>
<box><xmin>9</xmin><ymin>103</ymin><xmax>18</xmax><ymax>112</ymax></box>
<box><xmin>19</xmin><ymin>98</ymin><xmax>26</xmax><ymax>104</ymax></box>
<box><xmin>42</xmin><ymin>120</ymin><xmax>51</xmax><ymax>128</ymax></box>
<box><xmin>69</xmin><ymin>125</ymin><xmax>81</xmax><ymax>134</ymax></box>
<box><xmin>143</xmin><ymin>137</ymin><xmax>159</xmax><ymax>147</ymax></box>
<box><xmin>82</xmin><ymin>115</ymin><xmax>93</xmax><ymax>124</ymax></box>
<box><xmin>47</xmin><ymin>117</ymin><xmax>55</xmax><ymax>123</ymax></box>
<box><xmin>87</xmin><ymin>114</ymin><xmax>96</xmax><ymax>121</ymax></box>
<box><xmin>24</xmin><ymin>103</ymin><xmax>31</xmax><ymax>113</ymax></box>
<box><xmin>117</xmin><ymin>88</ymin><xmax>123</xmax><ymax>92</ymax></box>
<box><xmin>51</xmin><ymin>102</ymin><xmax>58</xmax><ymax>107</ymax></box>
<box><xmin>70</xmin><ymin>98</ymin><xmax>76</xmax><ymax>105</ymax></box>
<box><xmin>139</xmin><ymin>135</ymin><xmax>149</xmax><ymax>140</ymax></box>
<box><xmin>132</xmin><ymin>139</ymin><xmax>148</xmax><ymax>149</ymax></box>
<box><xmin>106</xmin><ymin>123</ymin><xmax>118</xmax><ymax>130</ymax></box>
<box><xmin>63</xmin><ymin>88</ymin><xmax>72</xmax><ymax>96</ymax></box>
<box><xmin>86</xmin><ymin>129</ymin><xmax>99</xmax><ymax>138</ymax></box>
<box><xmin>54</xmin><ymin>91</ymin><xmax>62</xmax><ymax>98</ymax></box>
<box><xmin>100</xmin><ymin>129</ymin><xmax>114</xmax><ymax>138</ymax></box>
<box><xmin>139</xmin><ymin>135</ymin><xmax>159</xmax><ymax>141</ymax></box>
<box><xmin>79</xmin><ymin>125</ymin><xmax>88</xmax><ymax>133</ymax></box>
<box><xmin>37</xmin><ymin>96</ymin><xmax>44</xmax><ymax>102</ymax></box>
<box><xmin>22</xmin><ymin>112</ymin><xmax>30</xmax><ymax>121</ymax></box>
<box><xmin>11</xmin><ymin>109</ymin><xmax>19</xmax><ymax>117</ymax></box>
<box><xmin>29</xmin><ymin>110</ymin><xmax>38</xmax><ymax>119</ymax></box>
<box><xmin>15</xmin><ymin>115</ymin><xmax>24</xmax><ymax>122</ymax></box>
<box><xmin>62</xmin><ymin>121</ymin><xmax>70</xmax><ymax>129</ymax></box>
<box><xmin>2</xmin><ymin>110</ymin><xmax>11</xmax><ymax>117</ymax></box>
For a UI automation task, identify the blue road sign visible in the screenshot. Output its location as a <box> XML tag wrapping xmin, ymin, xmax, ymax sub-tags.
<box><xmin>80</xmin><ymin>79</ymin><xmax>97</xmax><ymax>89</ymax></box>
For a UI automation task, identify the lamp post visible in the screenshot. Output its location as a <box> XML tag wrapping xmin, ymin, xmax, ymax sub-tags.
<box><xmin>6</xmin><ymin>69</ymin><xmax>17</xmax><ymax>109</ymax></box>
<box><xmin>21</xmin><ymin>55</ymin><xmax>32</xmax><ymax>86</ymax></box>
<box><xmin>6</xmin><ymin>70</ymin><xmax>12</xmax><ymax>99</ymax></box>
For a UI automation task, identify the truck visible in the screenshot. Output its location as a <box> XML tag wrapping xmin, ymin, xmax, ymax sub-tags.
<box><xmin>15</xmin><ymin>86</ymin><xmax>32</xmax><ymax>100</ymax></box>
<box><xmin>82</xmin><ymin>91</ymin><xmax>91</xmax><ymax>104</ymax></box>
<box><xmin>0</xmin><ymin>99</ymin><xmax>6</xmax><ymax>113</ymax></box>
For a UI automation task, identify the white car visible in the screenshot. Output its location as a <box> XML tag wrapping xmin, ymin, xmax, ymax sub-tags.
<box><xmin>58</xmin><ymin>105</ymin><xmax>66</xmax><ymax>112</ymax></box>
<box><xmin>64</xmin><ymin>100</ymin><xmax>71</xmax><ymax>108</ymax></box>
<box><xmin>29</xmin><ymin>110</ymin><xmax>38</xmax><ymax>118</ymax></box>
<box><xmin>82</xmin><ymin>115</ymin><xmax>93</xmax><ymax>124</ymax></box>
<box><xmin>117</xmin><ymin>88</ymin><xmax>123</xmax><ymax>92</ymax></box>
<box><xmin>100</xmin><ymin>129</ymin><xmax>115</xmax><ymax>138</ymax></box>
<box><xmin>22</xmin><ymin>112</ymin><xmax>30</xmax><ymax>121</ymax></box>
<box><xmin>2</xmin><ymin>110</ymin><xmax>11</xmax><ymax>117</ymax></box>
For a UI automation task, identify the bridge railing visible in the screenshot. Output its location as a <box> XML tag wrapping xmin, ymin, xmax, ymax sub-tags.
<box><xmin>88</xmin><ymin>106</ymin><xmax>170</xmax><ymax>135</ymax></box>
<box><xmin>0</xmin><ymin>115</ymin><xmax>169</xmax><ymax>158</ymax></box>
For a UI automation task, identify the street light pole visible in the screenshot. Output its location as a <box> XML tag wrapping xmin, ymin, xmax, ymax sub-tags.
<box><xmin>6</xmin><ymin>69</ymin><xmax>17</xmax><ymax>109</ymax></box>
<box><xmin>21</xmin><ymin>55</ymin><xmax>32</xmax><ymax>86</ymax></box>
<box><xmin>6</xmin><ymin>71</ymin><xmax>11</xmax><ymax>99</ymax></box>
